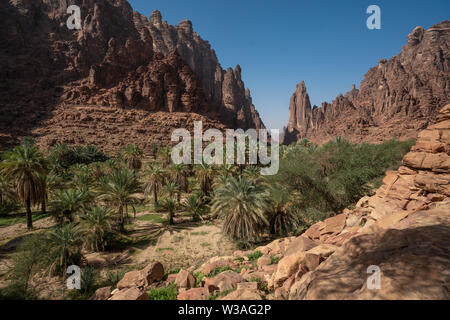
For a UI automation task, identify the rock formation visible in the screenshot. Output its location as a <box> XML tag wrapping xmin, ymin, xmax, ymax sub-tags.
<box><xmin>0</xmin><ymin>0</ymin><xmax>264</xmax><ymax>152</ymax></box>
<box><xmin>283</xmin><ymin>21</ymin><xmax>450</xmax><ymax>145</ymax></box>
<box><xmin>107</xmin><ymin>104</ymin><xmax>449</xmax><ymax>300</ymax></box>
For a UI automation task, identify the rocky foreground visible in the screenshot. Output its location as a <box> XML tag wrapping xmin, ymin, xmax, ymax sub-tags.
<box><xmin>93</xmin><ymin>105</ymin><xmax>450</xmax><ymax>300</ymax></box>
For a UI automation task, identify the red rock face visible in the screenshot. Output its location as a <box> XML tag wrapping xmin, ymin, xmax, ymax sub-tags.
<box><xmin>0</xmin><ymin>0</ymin><xmax>264</xmax><ymax>151</ymax></box>
<box><xmin>283</xmin><ymin>21</ymin><xmax>450</xmax><ymax>145</ymax></box>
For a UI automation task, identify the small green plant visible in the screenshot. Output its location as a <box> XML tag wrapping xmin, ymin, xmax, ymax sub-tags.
<box><xmin>147</xmin><ymin>283</ymin><xmax>178</xmax><ymax>300</ymax></box>
<box><xmin>249</xmin><ymin>277</ymin><xmax>269</xmax><ymax>294</ymax></box>
<box><xmin>270</xmin><ymin>256</ymin><xmax>280</xmax><ymax>265</ymax></box>
<box><xmin>195</xmin><ymin>272</ymin><xmax>204</xmax><ymax>286</ymax></box>
<box><xmin>191</xmin><ymin>231</ymin><xmax>208</xmax><ymax>236</ymax></box>
<box><xmin>137</xmin><ymin>214</ymin><xmax>167</xmax><ymax>224</ymax></box>
<box><xmin>207</xmin><ymin>288</ymin><xmax>236</xmax><ymax>300</ymax></box>
<box><xmin>246</xmin><ymin>251</ymin><xmax>263</xmax><ymax>262</ymax></box>
<box><xmin>105</xmin><ymin>267</ymin><xmax>133</xmax><ymax>288</ymax></box>
<box><xmin>157</xmin><ymin>247</ymin><xmax>174</xmax><ymax>252</ymax></box>
<box><xmin>206</xmin><ymin>265</ymin><xmax>233</xmax><ymax>277</ymax></box>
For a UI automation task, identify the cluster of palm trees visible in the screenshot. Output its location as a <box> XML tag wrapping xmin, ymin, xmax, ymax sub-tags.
<box><xmin>1</xmin><ymin>140</ymin><xmax>300</xmax><ymax>259</ymax></box>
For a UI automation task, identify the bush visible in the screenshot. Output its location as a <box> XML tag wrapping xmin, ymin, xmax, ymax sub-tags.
<box><xmin>0</xmin><ymin>234</ymin><xmax>49</xmax><ymax>300</ymax></box>
<box><xmin>49</xmin><ymin>143</ymin><xmax>109</xmax><ymax>173</ymax></box>
<box><xmin>147</xmin><ymin>283</ymin><xmax>178</xmax><ymax>300</ymax></box>
<box><xmin>0</xmin><ymin>200</ymin><xmax>19</xmax><ymax>216</ymax></box>
<box><xmin>269</xmin><ymin>138</ymin><xmax>414</xmax><ymax>230</ymax></box>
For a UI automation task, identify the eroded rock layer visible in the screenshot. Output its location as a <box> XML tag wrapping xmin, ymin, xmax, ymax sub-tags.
<box><xmin>284</xmin><ymin>21</ymin><xmax>450</xmax><ymax>145</ymax></box>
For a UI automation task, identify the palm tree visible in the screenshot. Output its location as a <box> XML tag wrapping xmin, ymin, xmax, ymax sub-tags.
<box><xmin>120</xmin><ymin>144</ymin><xmax>143</xmax><ymax>171</ymax></box>
<box><xmin>0</xmin><ymin>175</ymin><xmax>16</xmax><ymax>205</ymax></box>
<box><xmin>195</xmin><ymin>163</ymin><xmax>214</xmax><ymax>197</ymax></box>
<box><xmin>164</xmin><ymin>181</ymin><xmax>179</xmax><ymax>201</ymax></box>
<box><xmin>0</xmin><ymin>143</ymin><xmax>48</xmax><ymax>229</ymax></box>
<box><xmin>160</xmin><ymin>197</ymin><xmax>177</xmax><ymax>225</ymax></box>
<box><xmin>149</xmin><ymin>142</ymin><xmax>159</xmax><ymax>159</ymax></box>
<box><xmin>211</xmin><ymin>176</ymin><xmax>268</xmax><ymax>243</ymax></box>
<box><xmin>243</xmin><ymin>165</ymin><xmax>260</xmax><ymax>179</ymax></box>
<box><xmin>218</xmin><ymin>164</ymin><xmax>236</xmax><ymax>179</ymax></box>
<box><xmin>79</xmin><ymin>206</ymin><xmax>114</xmax><ymax>252</ymax></box>
<box><xmin>98</xmin><ymin>169</ymin><xmax>141</xmax><ymax>230</ymax></box>
<box><xmin>266</xmin><ymin>187</ymin><xmax>298</xmax><ymax>236</ymax></box>
<box><xmin>37</xmin><ymin>172</ymin><xmax>62</xmax><ymax>215</ymax></box>
<box><xmin>169</xmin><ymin>164</ymin><xmax>189</xmax><ymax>197</ymax></box>
<box><xmin>47</xmin><ymin>223</ymin><xmax>84</xmax><ymax>275</ymax></box>
<box><xmin>71</xmin><ymin>165</ymin><xmax>93</xmax><ymax>192</ymax></box>
<box><xmin>158</xmin><ymin>146</ymin><xmax>172</xmax><ymax>168</ymax></box>
<box><xmin>184</xmin><ymin>193</ymin><xmax>207</xmax><ymax>222</ymax></box>
<box><xmin>51</xmin><ymin>188</ymin><xmax>90</xmax><ymax>224</ymax></box>
<box><xmin>143</xmin><ymin>164</ymin><xmax>165</xmax><ymax>205</ymax></box>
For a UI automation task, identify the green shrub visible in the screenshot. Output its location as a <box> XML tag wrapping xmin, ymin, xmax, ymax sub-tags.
<box><xmin>206</xmin><ymin>265</ymin><xmax>233</xmax><ymax>277</ymax></box>
<box><xmin>0</xmin><ymin>200</ymin><xmax>19</xmax><ymax>216</ymax></box>
<box><xmin>246</xmin><ymin>251</ymin><xmax>263</xmax><ymax>262</ymax></box>
<box><xmin>105</xmin><ymin>267</ymin><xmax>133</xmax><ymax>288</ymax></box>
<box><xmin>49</xmin><ymin>143</ymin><xmax>109</xmax><ymax>174</ymax></box>
<box><xmin>270</xmin><ymin>256</ymin><xmax>280</xmax><ymax>265</ymax></box>
<box><xmin>270</xmin><ymin>138</ymin><xmax>414</xmax><ymax>230</ymax></box>
<box><xmin>147</xmin><ymin>283</ymin><xmax>178</xmax><ymax>300</ymax></box>
<box><xmin>0</xmin><ymin>234</ymin><xmax>49</xmax><ymax>299</ymax></box>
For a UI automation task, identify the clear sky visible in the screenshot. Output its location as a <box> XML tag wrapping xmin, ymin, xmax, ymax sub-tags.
<box><xmin>128</xmin><ymin>0</ymin><xmax>449</xmax><ymax>130</ymax></box>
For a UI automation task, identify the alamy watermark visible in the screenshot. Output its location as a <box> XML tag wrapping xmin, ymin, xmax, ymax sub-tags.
<box><xmin>367</xmin><ymin>265</ymin><xmax>381</xmax><ymax>290</ymax></box>
<box><xmin>67</xmin><ymin>5</ymin><xmax>82</xmax><ymax>30</ymax></box>
<box><xmin>171</xmin><ymin>121</ymin><xmax>279</xmax><ymax>176</ymax></box>
<box><xmin>66</xmin><ymin>265</ymin><xmax>81</xmax><ymax>290</ymax></box>
<box><xmin>366</xmin><ymin>5</ymin><xmax>381</xmax><ymax>30</ymax></box>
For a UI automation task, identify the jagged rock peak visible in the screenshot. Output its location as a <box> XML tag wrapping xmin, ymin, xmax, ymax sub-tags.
<box><xmin>407</xmin><ymin>26</ymin><xmax>425</xmax><ymax>46</ymax></box>
<box><xmin>150</xmin><ymin>10</ymin><xmax>162</xmax><ymax>27</ymax></box>
<box><xmin>178</xmin><ymin>19</ymin><xmax>193</xmax><ymax>34</ymax></box>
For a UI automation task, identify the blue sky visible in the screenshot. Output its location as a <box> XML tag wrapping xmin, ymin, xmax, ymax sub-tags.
<box><xmin>128</xmin><ymin>0</ymin><xmax>449</xmax><ymax>130</ymax></box>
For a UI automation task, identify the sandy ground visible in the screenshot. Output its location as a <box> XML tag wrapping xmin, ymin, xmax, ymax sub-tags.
<box><xmin>0</xmin><ymin>207</ymin><xmax>236</xmax><ymax>299</ymax></box>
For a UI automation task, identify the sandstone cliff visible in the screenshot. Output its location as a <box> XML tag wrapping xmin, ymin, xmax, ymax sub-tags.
<box><xmin>284</xmin><ymin>21</ymin><xmax>450</xmax><ymax>145</ymax></box>
<box><xmin>0</xmin><ymin>0</ymin><xmax>264</xmax><ymax>152</ymax></box>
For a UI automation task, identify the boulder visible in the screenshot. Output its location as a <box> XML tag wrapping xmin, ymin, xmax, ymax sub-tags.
<box><xmin>273</xmin><ymin>252</ymin><xmax>306</xmax><ymax>288</ymax></box>
<box><xmin>256</xmin><ymin>256</ymin><xmax>272</xmax><ymax>268</ymax></box>
<box><xmin>320</xmin><ymin>213</ymin><xmax>347</xmax><ymax>235</ymax></box>
<box><xmin>284</xmin><ymin>236</ymin><xmax>318</xmax><ymax>256</ymax></box>
<box><xmin>306</xmin><ymin>244</ymin><xmax>338</xmax><ymax>259</ymax></box>
<box><xmin>290</xmin><ymin>209</ymin><xmax>450</xmax><ymax>300</ymax></box>
<box><xmin>175</xmin><ymin>269</ymin><xmax>196</xmax><ymax>289</ymax></box>
<box><xmin>116</xmin><ymin>262</ymin><xmax>164</xmax><ymax>290</ymax></box>
<box><xmin>204</xmin><ymin>271</ymin><xmax>244</xmax><ymax>294</ymax></box>
<box><xmin>177</xmin><ymin>288</ymin><xmax>208</xmax><ymax>300</ymax></box>
<box><xmin>220</xmin><ymin>288</ymin><xmax>263</xmax><ymax>300</ymax></box>
<box><xmin>116</xmin><ymin>270</ymin><xmax>141</xmax><ymax>290</ymax></box>
<box><xmin>90</xmin><ymin>286</ymin><xmax>112</xmax><ymax>300</ymax></box>
<box><xmin>109</xmin><ymin>287</ymin><xmax>148</xmax><ymax>300</ymax></box>
<box><xmin>141</xmin><ymin>262</ymin><xmax>165</xmax><ymax>286</ymax></box>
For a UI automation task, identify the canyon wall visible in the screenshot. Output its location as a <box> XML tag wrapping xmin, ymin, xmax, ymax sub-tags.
<box><xmin>0</xmin><ymin>0</ymin><xmax>264</xmax><ymax>151</ymax></box>
<box><xmin>283</xmin><ymin>21</ymin><xmax>450</xmax><ymax>145</ymax></box>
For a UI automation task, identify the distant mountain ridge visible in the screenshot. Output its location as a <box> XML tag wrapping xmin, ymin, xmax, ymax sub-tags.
<box><xmin>283</xmin><ymin>21</ymin><xmax>450</xmax><ymax>145</ymax></box>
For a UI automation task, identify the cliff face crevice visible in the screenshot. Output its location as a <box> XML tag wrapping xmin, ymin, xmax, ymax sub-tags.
<box><xmin>283</xmin><ymin>21</ymin><xmax>450</xmax><ymax>145</ymax></box>
<box><xmin>0</xmin><ymin>0</ymin><xmax>264</xmax><ymax>151</ymax></box>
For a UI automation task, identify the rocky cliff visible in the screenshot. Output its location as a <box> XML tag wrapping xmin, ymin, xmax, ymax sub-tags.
<box><xmin>0</xmin><ymin>0</ymin><xmax>264</xmax><ymax>152</ymax></box>
<box><xmin>283</xmin><ymin>21</ymin><xmax>450</xmax><ymax>145</ymax></box>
